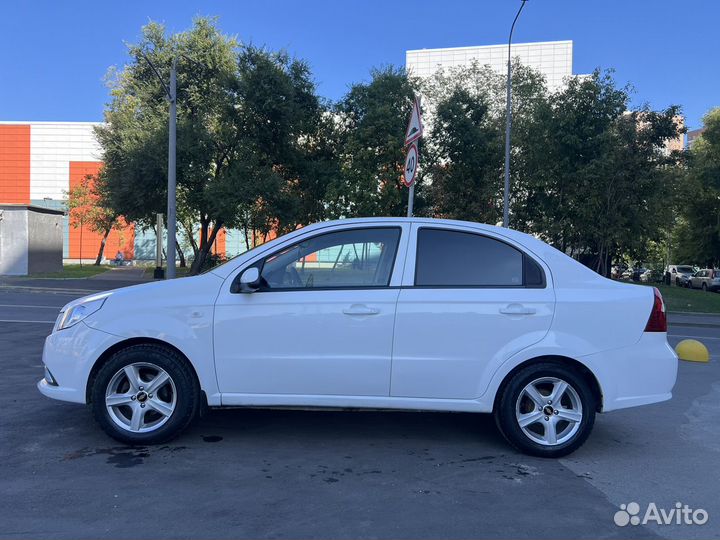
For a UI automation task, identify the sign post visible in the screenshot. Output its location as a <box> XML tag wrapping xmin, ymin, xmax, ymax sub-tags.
<box><xmin>403</xmin><ymin>95</ymin><xmax>423</xmax><ymax>217</ymax></box>
<box><xmin>403</xmin><ymin>143</ymin><xmax>419</xmax><ymax>217</ymax></box>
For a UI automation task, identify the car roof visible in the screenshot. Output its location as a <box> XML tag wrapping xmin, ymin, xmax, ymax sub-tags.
<box><xmin>301</xmin><ymin>216</ymin><xmax>526</xmax><ymax>241</ymax></box>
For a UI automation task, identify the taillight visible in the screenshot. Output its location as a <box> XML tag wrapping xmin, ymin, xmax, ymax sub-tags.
<box><xmin>644</xmin><ymin>287</ymin><xmax>667</xmax><ymax>332</ymax></box>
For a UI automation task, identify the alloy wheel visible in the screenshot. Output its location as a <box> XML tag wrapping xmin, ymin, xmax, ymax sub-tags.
<box><xmin>105</xmin><ymin>362</ymin><xmax>177</xmax><ymax>433</ymax></box>
<box><xmin>515</xmin><ymin>376</ymin><xmax>583</xmax><ymax>446</ymax></box>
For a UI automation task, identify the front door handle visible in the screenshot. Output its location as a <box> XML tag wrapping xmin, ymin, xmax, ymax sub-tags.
<box><xmin>499</xmin><ymin>304</ymin><xmax>536</xmax><ymax>316</ymax></box>
<box><xmin>343</xmin><ymin>304</ymin><xmax>380</xmax><ymax>316</ymax></box>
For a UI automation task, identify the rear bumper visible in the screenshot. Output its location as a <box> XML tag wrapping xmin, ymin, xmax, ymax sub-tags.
<box><xmin>580</xmin><ymin>332</ymin><xmax>678</xmax><ymax>412</ymax></box>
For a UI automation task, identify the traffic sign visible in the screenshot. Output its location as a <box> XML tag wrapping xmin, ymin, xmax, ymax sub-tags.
<box><xmin>404</xmin><ymin>96</ymin><xmax>423</xmax><ymax>145</ymax></box>
<box><xmin>403</xmin><ymin>142</ymin><xmax>419</xmax><ymax>187</ymax></box>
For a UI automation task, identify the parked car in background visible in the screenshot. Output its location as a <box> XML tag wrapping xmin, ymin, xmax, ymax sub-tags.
<box><xmin>38</xmin><ymin>218</ymin><xmax>678</xmax><ymax>458</ymax></box>
<box><xmin>688</xmin><ymin>269</ymin><xmax>720</xmax><ymax>292</ymax></box>
<box><xmin>640</xmin><ymin>269</ymin><xmax>663</xmax><ymax>283</ymax></box>
<box><xmin>611</xmin><ymin>265</ymin><xmax>628</xmax><ymax>280</ymax></box>
<box><xmin>667</xmin><ymin>265</ymin><xmax>696</xmax><ymax>287</ymax></box>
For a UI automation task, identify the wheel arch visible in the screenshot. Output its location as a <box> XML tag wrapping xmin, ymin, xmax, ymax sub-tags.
<box><xmin>492</xmin><ymin>355</ymin><xmax>603</xmax><ymax>413</ymax></box>
<box><xmin>85</xmin><ymin>337</ymin><xmax>205</xmax><ymax>407</ymax></box>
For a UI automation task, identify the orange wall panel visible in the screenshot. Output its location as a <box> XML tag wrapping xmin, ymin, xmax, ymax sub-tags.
<box><xmin>68</xmin><ymin>162</ymin><xmax>135</xmax><ymax>260</ymax></box>
<box><xmin>0</xmin><ymin>125</ymin><xmax>31</xmax><ymax>204</ymax></box>
<box><xmin>212</xmin><ymin>227</ymin><xmax>226</xmax><ymax>257</ymax></box>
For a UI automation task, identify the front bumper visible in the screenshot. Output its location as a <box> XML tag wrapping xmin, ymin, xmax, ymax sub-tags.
<box><xmin>37</xmin><ymin>321</ymin><xmax>121</xmax><ymax>404</ymax></box>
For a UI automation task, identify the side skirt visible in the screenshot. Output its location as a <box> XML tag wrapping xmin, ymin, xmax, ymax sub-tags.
<box><xmin>219</xmin><ymin>393</ymin><xmax>493</xmax><ymax>413</ymax></box>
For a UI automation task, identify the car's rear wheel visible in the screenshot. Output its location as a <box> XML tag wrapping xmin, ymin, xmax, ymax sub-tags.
<box><xmin>494</xmin><ymin>362</ymin><xmax>596</xmax><ymax>458</ymax></box>
<box><xmin>90</xmin><ymin>344</ymin><xmax>200</xmax><ymax>445</ymax></box>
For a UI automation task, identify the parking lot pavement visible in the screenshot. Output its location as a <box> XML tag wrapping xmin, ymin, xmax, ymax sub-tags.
<box><xmin>0</xmin><ymin>285</ymin><xmax>717</xmax><ymax>539</ymax></box>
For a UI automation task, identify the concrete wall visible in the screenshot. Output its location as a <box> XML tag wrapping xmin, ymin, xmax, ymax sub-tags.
<box><xmin>27</xmin><ymin>208</ymin><xmax>63</xmax><ymax>273</ymax></box>
<box><xmin>0</xmin><ymin>205</ymin><xmax>63</xmax><ymax>275</ymax></box>
<box><xmin>0</xmin><ymin>207</ymin><xmax>29</xmax><ymax>275</ymax></box>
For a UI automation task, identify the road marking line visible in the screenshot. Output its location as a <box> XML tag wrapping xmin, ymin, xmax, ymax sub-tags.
<box><xmin>0</xmin><ymin>304</ymin><xmax>61</xmax><ymax>309</ymax></box>
<box><xmin>668</xmin><ymin>334</ymin><xmax>720</xmax><ymax>341</ymax></box>
<box><xmin>0</xmin><ymin>319</ymin><xmax>55</xmax><ymax>324</ymax></box>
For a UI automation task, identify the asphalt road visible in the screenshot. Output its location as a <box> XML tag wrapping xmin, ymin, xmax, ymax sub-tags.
<box><xmin>1</xmin><ymin>284</ymin><xmax>718</xmax><ymax>539</ymax></box>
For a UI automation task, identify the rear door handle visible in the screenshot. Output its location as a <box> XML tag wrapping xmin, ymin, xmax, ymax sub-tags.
<box><xmin>343</xmin><ymin>304</ymin><xmax>380</xmax><ymax>316</ymax></box>
<box><xmin>499</xmin><ymin>304</ymin><xmax>536</xmax><ymax>315</ymax></box>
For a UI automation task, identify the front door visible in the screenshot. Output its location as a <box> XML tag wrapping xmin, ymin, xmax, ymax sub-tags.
<box><xmin>213</xmin><ymin>225</ymin><xmax>407</xmax><ymax>397</ymax></box>
<box><xmin>391</xmin><ymin>225</ymin><xmax>555</xmax><ymax>400</ymax></box>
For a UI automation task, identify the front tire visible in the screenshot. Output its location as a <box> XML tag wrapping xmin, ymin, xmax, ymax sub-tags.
<box><xmin>494</xmin><ymin>362</ymin><xmax>596</xmax><ymax>458</ymax></box>
<box><xmin>90</xmin><ymin>344</ymin><xmax>200</xmax><ymax>445</ymax></box>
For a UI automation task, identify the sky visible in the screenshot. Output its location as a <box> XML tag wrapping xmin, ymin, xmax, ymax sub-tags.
<box><xmin>0</xmin><ymin>0</ymin><xmax>717</xmax><ymax>129</ymax></box>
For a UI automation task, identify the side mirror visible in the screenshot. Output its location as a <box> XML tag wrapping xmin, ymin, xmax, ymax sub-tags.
<box><xmin>232</xmin><ymin>267</ymin><xmax>261</xmax><ymax>293</ymax></box>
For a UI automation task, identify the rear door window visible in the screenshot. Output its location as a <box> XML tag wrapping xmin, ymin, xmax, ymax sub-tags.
<box><xmin>414</xmin><ymin>228</ymin><xmax>544</xmax><ymax>288</ymax></box>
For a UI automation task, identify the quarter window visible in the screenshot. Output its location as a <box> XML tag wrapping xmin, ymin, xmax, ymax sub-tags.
<box><xmin>415</xmin><ymin>228</ymin><xmax>543</xmax><ymax>287</ymax></box>
<box><xmin>259</xmin><ymin>228</ymin><xmax>400</xmax><ymax>290</ymax></box>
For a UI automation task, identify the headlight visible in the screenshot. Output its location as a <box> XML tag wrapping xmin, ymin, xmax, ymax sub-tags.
<box><xmin>57</xmin><ymin>296</ymin><xmax>107</xmax><ymax>330</ymax></box>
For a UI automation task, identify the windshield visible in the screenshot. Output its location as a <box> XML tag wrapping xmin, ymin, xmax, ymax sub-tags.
<box><xmin>677</xmin><ymin>266</ymin><xmax>694</xmax><ymax>274</ymax></box>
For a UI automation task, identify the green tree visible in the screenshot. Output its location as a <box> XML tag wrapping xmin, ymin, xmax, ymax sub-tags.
<box><xmin>419</xmin><ymin>59</ymin><xmax>547</xmax><ymax>223</ymax></box>
<box><xmin>676</xmin><ymin>108</ymin><xmax>720</xmax><ymax>266</ymax></box>
<box><xmin>516</xmin><ymin>70</ymin><xmax>683</xmax><ymax>275</ymax></box>
<box><xmin>67</xmin><ymin>172</ymin><xmax>122</xmax><ymax>266</ymax></box>
<box><xmin>96</xmin><ymin>18</ymin><xmax>330</xmax><ymax>273</ymax></box>
<box><xmin>425</xmin><ymin>87</ymin><xmax>500</xmax><ymax>223</ymax></box>
<box><xmin>330</xmin><ymin>67</ymin><xmax>419</xmax><ymax>218</ymax></box>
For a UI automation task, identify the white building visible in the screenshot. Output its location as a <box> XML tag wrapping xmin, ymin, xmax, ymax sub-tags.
<box><xmin>406</xmin><ymin>40</ymin><xmax>574</xmax><ymax>91</ymax></box>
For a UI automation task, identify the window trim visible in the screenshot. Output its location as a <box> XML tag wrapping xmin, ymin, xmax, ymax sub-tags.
<box><xmin>240</xmin><ymin>226</ymin><xmax>404</xmax><ymax>293</ymax></box>
<box><xmin>412</xmin><ymin>227</ymin><xmax>547</xmax><ymax>289</ymax></box>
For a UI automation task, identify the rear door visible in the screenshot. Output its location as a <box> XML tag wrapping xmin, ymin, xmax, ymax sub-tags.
<box><xmin>391</xmin><ymin>224</ymin><xmax>555</xmax><ymax>400</ymax></box>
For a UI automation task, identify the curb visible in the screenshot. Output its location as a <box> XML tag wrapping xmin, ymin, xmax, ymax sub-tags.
<box><xmin>0</xmin><ymin>285</ymin><xmax>99</xmax><ymax>295</ymax></box>
<box><xmin>670</xmin><ymin>322</ymin><xmax>720</xmax><ymax>329</ymax></box>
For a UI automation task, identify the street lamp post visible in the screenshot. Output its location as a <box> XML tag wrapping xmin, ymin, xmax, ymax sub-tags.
<box><xmin>503</xmin><ymin>0</ymin><xmax>528</xmax><ymax>228</ymax></box>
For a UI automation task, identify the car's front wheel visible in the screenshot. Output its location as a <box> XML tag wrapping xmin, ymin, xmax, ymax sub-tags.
<box><xmin>90</xmin><ymin>344</ymin><xmax>200</xmax><ymax>445</ymax></box>
<box><xmin>494</xmin><ymin>362</ymin><xmax>596</xmax><ymax>458</ymax></box>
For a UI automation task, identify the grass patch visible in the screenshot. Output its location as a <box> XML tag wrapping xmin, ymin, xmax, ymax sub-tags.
<box><xmin>27</xmin><ymin>264</ymin><xmax>111</xmax><ymax>279</ymax></box>
<box><xmin>635</xmin><ymin>283</ymin><xmax>720</xmax><ymax>314</ymax></box>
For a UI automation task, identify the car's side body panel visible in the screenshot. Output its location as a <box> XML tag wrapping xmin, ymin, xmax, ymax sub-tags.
<box><xmin>390</xmin><ymin>222</ymin><xmax>556</xmax><ymax>399</ymax></box>
<box><xmin>38</xmin><ymin>217</ymin><xmax>678</xmax><ymax>418</ymax></box>
<box><xmin>79</xmin><ymin>273</ymin><xmax>225</xmax><ymax>405</ymax></box>
<box><xmin>213</xmin><ymin>221</ymin><xmax>412</xmax><ymax>399</ymax></box>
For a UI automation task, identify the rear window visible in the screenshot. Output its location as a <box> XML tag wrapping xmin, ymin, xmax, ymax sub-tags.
<box><xmin>414</xmin><ymin>228</ymin><xmax>544</xmax><ymax>288</ymax></box>
<box><xmin>677</xmin><ymin>266</ymin><xmax>694</xmax><ymax>273</ymax></box>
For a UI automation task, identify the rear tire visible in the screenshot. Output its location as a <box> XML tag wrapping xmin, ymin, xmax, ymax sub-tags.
<box><xmin>494</xmin><ymin>362</ymin><xmax>596</xmax><ymax>458</ymax></box>
<box><xmin>90</xmin><ymin>344</ymin><xmax>200</xmax><ymax>445</ymax></box>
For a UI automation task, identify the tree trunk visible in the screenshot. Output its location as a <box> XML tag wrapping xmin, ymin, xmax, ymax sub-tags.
<box><xmin>189</xmin><ymin>219</ymin><xmax>222</xmax><ymax>275</ymax></box>
<box><xmin>175</xmin><ymin>239</ymin><xmax>186</xmax><ymax>268</ymax></box>
<box><xmin>94</xmin><ymin>227</ymin><xmax>112</xmax><ymax>265</ymax></box>
<box><xmin>79</xmin><ymin>221</ymin><xmax>84</xmax><ymax>268</ymax></box>
<box><xmin>180</xmin><ymin>220</ymin><xmax>200</xmax><ymax>262</ymax></box>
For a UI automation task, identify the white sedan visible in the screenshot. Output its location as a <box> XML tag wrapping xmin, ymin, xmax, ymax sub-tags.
<box><xmin>38</xmin><ymin>218</ymin><xmax>678</xmax><ymax>457</ymax></box>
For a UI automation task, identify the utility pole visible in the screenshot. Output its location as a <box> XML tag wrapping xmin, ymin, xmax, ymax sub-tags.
<box><xmin>140</xmin><ymin>52</ymin><xmax>177</xmax><ymax>278</ymax></box>
<box><xmin>503</xmin><ymin>0</ymin><xmax>528</xmax><ymax>228</ymax></box>
<box><xmin>166</xmin><ymin>57</ymin><xmax>177</xmax><ymax>279</ymax></box>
